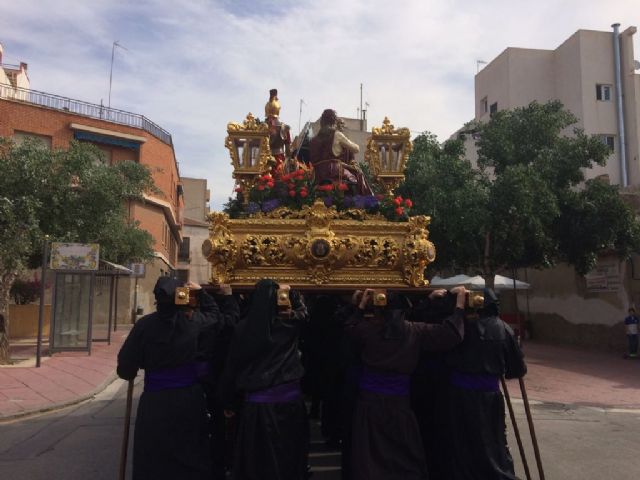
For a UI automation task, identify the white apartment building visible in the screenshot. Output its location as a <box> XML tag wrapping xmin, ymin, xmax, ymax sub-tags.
<box><xmin>454</xmin><ymin>25</ymin><xmax>640</xmax><ymax>349</ymax></box>
<box><xmin>474</xmin><ymin>25</ymin><xmax>640</xmax><ymax>186</ymax></box>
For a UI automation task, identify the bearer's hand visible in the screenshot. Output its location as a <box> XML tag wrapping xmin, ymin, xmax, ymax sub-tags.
<box><xmin>359</xmin><ymin>289</ymin><xmax>374</xmax><ymax>310</ymax></box>
<box><xmin>450</xmin><ymin>286</ymin><xmax>468</xmax><ymax>309</ymax></box>
<box><xmin>223</xmin><ymin>410</ymin><xmax>235</xmax><ymax>418</ymax></box>
<box><xmin>352</xmin><ymin>290</ymin><xmax>363</xmax><ymax>306</ymax></box>
<box><xmin>185</xmin><ymin>281</ymin><xmax>202</xmax><ymax>290</ymax></box>
<box><xmin>219</xmin><ymin>283</ymin><xmax>232</xmax><ymax>296</ymax></box>
<box><xmin>428</xmin><ymin>289</ymin><xmax>447</xmax><ymax>300</ymax></box>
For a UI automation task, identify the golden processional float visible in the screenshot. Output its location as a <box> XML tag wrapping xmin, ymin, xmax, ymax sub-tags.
<box><xmin>202</xmin><ymin>90</ymin><xmax>437</xmax><ymax>291</ymax></box>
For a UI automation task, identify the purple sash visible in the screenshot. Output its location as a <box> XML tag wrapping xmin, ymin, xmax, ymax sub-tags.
<box><xmin>359</xmin><ymin>368</ymin><xmax>410</xmax><ymax>397</ymax></box>
<box><xmin>144</xmin><ymin>363</ymin><xmax>199</xmax><ymax>392</ymax></box>
<box><xmin>195</xmin><ymin>360</ymin><xmax>209</xmax><ymax>378</ymax></box>
<box><xmin>450</xmin><ymin>371</ymin><xmax>500</xmax><ymax>392</ymax></box>
<box><xmin>246</xmin><ymin>381</ymin><xmax>302</xmax><ymax>403</ymax></box>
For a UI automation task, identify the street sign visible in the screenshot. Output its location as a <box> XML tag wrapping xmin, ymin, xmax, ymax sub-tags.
<box><xmin>50</xmin><ymin>242</ymin><xmax>99</xmax><ymax>271</ymax></box>
<box><xmin>129</xmin><ymin>263</ymin><xmax>146</xmax><ymax>277</ymax></box>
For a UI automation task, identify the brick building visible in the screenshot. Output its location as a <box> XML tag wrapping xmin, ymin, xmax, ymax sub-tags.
<box><xmin>1</xmin><ymin>45</ymin><xmax>183</xmax><ymax>320</ymax></box>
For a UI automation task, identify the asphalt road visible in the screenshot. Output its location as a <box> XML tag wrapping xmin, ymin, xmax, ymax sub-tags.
<box><xmin>1</xmin><ymin>378</ymin><xmax>639</xmax><ymax>480</ymax></box>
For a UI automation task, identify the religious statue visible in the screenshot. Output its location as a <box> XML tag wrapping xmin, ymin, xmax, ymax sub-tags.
<box><xmin>309</xmin><ymin>109</ymin><xmax>372</xmax><ymax>195</ymax></box>
<box><xmin>264</xmin><ymin>89</ymin><xmax>292</xmax><ymax>173</ymax></box>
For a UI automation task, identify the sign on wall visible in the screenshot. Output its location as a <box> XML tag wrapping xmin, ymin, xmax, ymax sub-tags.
<box><xmin>585</xmin><ymin>259</ymin><xmax>621</xmax><ymax>292</ymax></box>
<box><xmin>50</xmin><ymin>242</ymin><xmax>100</xmax><ymax>271</ymax></box>
<box><xmin>129</xmin><ymin>263</ymin><xmax>146</xmax><ymax>277</ymax></box>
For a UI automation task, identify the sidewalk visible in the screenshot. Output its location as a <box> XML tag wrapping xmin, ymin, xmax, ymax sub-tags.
<box><xmin>1</xmin><ymin>334</ymin><xmax>639</xmax><ymax>421</ymax></box>
<box><xmin>0</xmin><ymin>329</ymin><xmax>129</xmax><ymax>420</ymax></box>
<box><xmin>506</xmin><ymin>341</ymin><xmax>640</xmax><ymax>409</ymax></box>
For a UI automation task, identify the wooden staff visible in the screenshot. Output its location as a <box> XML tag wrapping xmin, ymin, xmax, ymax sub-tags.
<box><xmin>501</xmin><ymin>377</ymin><xmax>531</xmax><ymax>480</ymax></box>
<box><xmin>119</xmin><ymin>380</ymin><xmax>135</xmax><ymax>480</ymax></box>
<box><xmin>519</xmin><ymin>377</ymin><xmax>545</xmax><ymax>480</ymax></box>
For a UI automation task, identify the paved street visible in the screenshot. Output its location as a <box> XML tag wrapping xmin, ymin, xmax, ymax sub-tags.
<box><xmin>2</xmin><ymin>375</ymin><xmax>640</xmax><ymax>479</ymax></box>
<box><xmin>0</xmin><ymin>377</ymin><xmax>138</xmax><ymax>480</ymax></box>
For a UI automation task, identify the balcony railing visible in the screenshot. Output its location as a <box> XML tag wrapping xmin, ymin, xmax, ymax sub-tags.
<box><xmin>0</xmin><ymin>83</ymin><xmax>172</xmax><ymax>145</ymax></box>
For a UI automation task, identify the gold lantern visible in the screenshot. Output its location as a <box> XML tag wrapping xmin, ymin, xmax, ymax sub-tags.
<box><xmin>224</xmin><ymin>113</ymin><xmax>274</xmax><ymax>203</ymax></box>
<box><xmin>365</xmin><ymin>117</ymin><xmax>413</xmax><ymax>196</ymax></box>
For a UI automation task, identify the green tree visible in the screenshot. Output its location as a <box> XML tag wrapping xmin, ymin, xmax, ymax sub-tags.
<box><xmin>400</xmin><ymin>101</ymin><xmax>640</xmax><ymax>287</ymax></box>
<box><xmin>398</xmin><ymin>133</ymin><xmax>488</xmax><ymax>271</ymax></box>
<box><xmin>0</xmin><ymin>139</ymin><xmax>155</xmax><ymax>363</ymax></box>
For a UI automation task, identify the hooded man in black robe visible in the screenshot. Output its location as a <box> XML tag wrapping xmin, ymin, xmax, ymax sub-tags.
<box><xmin>440</xmin><ymin>288</ymin><xmax>527</xmax><ymax>480</ymax></box>
<box><xmin>117</xmin><ymin>277</ymin><xmax>226</xmax><ymax>480</ymax></box>
<box><xmin>345</xmin><ymin>287</ymin><xmax>467</xmax><ymax>480</ymax></box>
<box><xmin>409</xmin><ymin>288</ymin><xmax>476</xmax><ymax>479</ymax></box>
<box><xmin>198</xmin><ymin>284</ymin><xmax>240</xmax><ymax>480</ymax></box>
<box><xmin>218</xmin><ymin>279</ymin><xmax>310</xmax><ymax>480</ymax></box>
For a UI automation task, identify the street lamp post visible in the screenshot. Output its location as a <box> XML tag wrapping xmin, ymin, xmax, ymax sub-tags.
<box><xmin>36</xmin><ymin>236</ymin><xmax>49</xmax><ymax>368</ymax></box>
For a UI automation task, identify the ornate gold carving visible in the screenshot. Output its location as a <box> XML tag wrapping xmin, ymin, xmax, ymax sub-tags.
<box><xmin>365</xmin><ymin>117</ymin><xmax>413</xmax><ymax>196</ymax></box>
<box><xmin>241</xmin><ymin>235</ymin><xmax>288</xmax><ymax>266</ymax></box>
<box><xmin>203</xmin><ymin>200</ymin><xmax>436</xmax><ymax>289</ymax></box>
<box><xmin>349</xmin><ymin>238</ymin><xmax>399</xmax><ymax>268</ymax></box>
<box><xmin>402</xmin><ymin>215</ymin><xmax>436</xmax><ymax>287</ymax></box>
<box><xmin>226</xmin><ymin>113</ymin><xmax>268</xmax><ymax>133</ymax></box>
<box><xmin>203</xmin><ymin>212</ymin><xmax>238</xmax><ymax>284</ymax></box>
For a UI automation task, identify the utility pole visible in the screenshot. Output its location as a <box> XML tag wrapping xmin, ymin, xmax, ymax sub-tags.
<box><xmin>298</xmin><ymin>98</ymin><xmax>306</xmax><ymax>136</ymax></box>
<box><xmin>360</xmin><ymin>83</ymin><xmax>363</xmax><ymax>131</ymax></box>
<box><xmin>108</xmin><ymin>41</ymin><xmax>128</xmax><ymax>108</ymax></box>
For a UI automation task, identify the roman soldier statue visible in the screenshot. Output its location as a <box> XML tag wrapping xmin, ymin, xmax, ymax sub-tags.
<box><xmin>265</xmin><ymin>89</ymin><xmax>291</xmax><ymax>173</ymax></box>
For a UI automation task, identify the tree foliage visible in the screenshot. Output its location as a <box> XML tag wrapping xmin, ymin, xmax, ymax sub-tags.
<box><xmin>399</xmin><ymin>101</ymin><xmax>640</xmax><ymax>280</ymax></box>
<box><xmin>0</xmin><ymin>139</ymin><xmax>156</xmax><ymax>362</ymax></box>
<box><xmin>398</xmin><ymin>133</ymin><xmax>488</xmax><ymax>271</ymax></box>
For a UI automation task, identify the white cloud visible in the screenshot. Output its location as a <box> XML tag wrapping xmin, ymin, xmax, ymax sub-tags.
<box><xmin>1</xmin><ymin>0</ymin><xmax>638</xmax><ymax>208</ymax></box>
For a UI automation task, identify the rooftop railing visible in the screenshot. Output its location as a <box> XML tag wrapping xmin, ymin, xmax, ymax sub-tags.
<box><xmin>0</xmin><ymin>83</ymin><xmax>172</xmax><ymax>145</ymax></box>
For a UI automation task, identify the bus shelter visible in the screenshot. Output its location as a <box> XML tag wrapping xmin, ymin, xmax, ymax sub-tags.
<box><xmin>46</xmin><ymin>242</ymin><xmax>99</xmax><ymax>355</ymax></box>
<box><xmin>92</xmin><ymin>261</ymin><xmax>132</xmax><ymax>345</ymax></box>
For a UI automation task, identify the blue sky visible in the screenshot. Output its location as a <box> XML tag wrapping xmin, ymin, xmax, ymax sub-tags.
<box><xmin>1</xmin><ymin>0</ymin><xmax>638</xmax><ymax>208</ymax></box>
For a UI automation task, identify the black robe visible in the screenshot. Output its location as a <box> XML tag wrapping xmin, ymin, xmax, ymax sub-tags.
<box><xmin>219</xmin><ymin>280</ymin><xmax>310</xmax><ymax>480</ymax></box>
<box><xmin>199</xmin><ymin>294</ymin><xmax>240</xmax><ymax>480</ymax></box>
<box><xmin>346</xmin><ymin>302</ymin><xmax>465</xmax><ymax>480</ymax></box>
<box><xmin>117</xmin><ymin>286</ymin><xmax>223</xmax><ymax>480</ymax></box>
<box><xmin>409</xmin><ymin>294</ymin><xmax>459</xmax><ymax>480</ymax></box>
<box><xmin>440</xmin><ymin>314</ymin><xmax>527</xmax><ymax>480</ymax></box>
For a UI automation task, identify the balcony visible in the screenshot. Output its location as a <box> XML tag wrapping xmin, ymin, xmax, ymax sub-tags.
<box><xmin>0</xmin><ymin>82</ymin><xmax>172</xmax><ymax>145</ymax></box>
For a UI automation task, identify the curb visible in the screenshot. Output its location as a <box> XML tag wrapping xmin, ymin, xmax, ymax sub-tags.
<box><xmin>509</xmin><ymin>396</ymin><xmax>640</xmax><ymax>414</ymax></box>
<box><xmin>3</xmin><ymin>376</ymin><xmax>640</xmax><ymax>422</ymax></box>
<box><xmin>0</xmin><ymin>371</ymin><xmax>118</xmax><ymax>423</ymax></box>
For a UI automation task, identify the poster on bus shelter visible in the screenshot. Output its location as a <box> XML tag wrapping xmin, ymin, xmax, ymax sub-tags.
<box><xmin>49</xmin><ymin>242</ymin><xmax>100</xmax><ymax>271</ymax></box>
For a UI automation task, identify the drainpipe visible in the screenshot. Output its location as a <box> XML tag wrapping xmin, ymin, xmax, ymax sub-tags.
<box><xmin>612</xmin><ymin>23</ymin><xmax>628</xmax><ymax>187</ymax></box>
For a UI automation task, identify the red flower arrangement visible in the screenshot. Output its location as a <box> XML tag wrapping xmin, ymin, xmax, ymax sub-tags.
<box><xmin>379</xmin><ymin>194</ymin><xmax>413</xmax><ymax>221</ymax></box>
<box><xmin>236</xmin><ymin>166</ymin><xmax>416</xmax><ymax>221</ymax></box>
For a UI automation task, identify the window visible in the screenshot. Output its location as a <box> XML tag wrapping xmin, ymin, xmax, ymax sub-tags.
<box><xmin>13</xmin><ymin>131</ymin><xmax>52</xmax><ymax>149</ymax></box>
<box><xmin>480</xmin><ymin>97</ymin><xmax>488</xmax><ymax>114</ymax></box>
<box><xmin>600</xmin><ymin>135</ymin><xmax>615</xmax><ymax>152</ymax></box>
<box><xmin>489</xmin><ymin>102</ymin><xmax>498</xmax><ymax>115</ymax></box>
<box><xmin>596</xmin><ymin>84</ymin><xmax>612</xmax><ymax>101</ymax></box>
<box><xmin>178</xmin><ymin>237</ymin><xmax>190</xmax><ymax>262</ymax></box>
